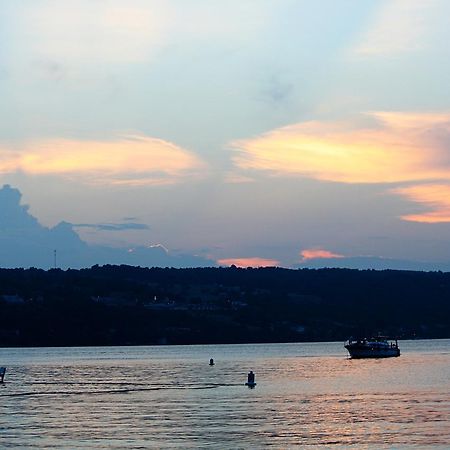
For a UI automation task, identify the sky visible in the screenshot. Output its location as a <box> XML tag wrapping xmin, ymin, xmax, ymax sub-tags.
<box><xmin>1</xmin><ymin>0</ymin><xmax>450</xmax><ymax>270</ymax></box>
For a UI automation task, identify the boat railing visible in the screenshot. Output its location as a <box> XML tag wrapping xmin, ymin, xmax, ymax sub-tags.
<box><xmin>345</xmin><ymin>337</ymin><xmax>399</xmax><ymax>347</ymax></box>
<box><xmin>345</xmin><ymin>338</ymin><xmax>365</xmax><ymax>346</ymax></box>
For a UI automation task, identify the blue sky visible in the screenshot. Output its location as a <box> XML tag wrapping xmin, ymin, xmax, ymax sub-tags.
<box><xmin>1</xmin><ymin>0</ymin><xmax>450</xmax><ymax>269</ymax></box>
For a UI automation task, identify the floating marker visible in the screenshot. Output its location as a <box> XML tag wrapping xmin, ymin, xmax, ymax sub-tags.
<box><xmin>209</xmin><ymin>358</ymin><xmax>214</xmax><ymax>366</ymax></box>
<box><xmin>245</xmin><ymin>370</ymin><xmax>256</xmax><ymax>388</ymax></box>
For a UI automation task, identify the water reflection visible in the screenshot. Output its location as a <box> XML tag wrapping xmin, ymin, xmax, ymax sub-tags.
<box><xmin>1</xmin><ymin>340</ymin><xmax>449</xmax><ymax>448</ymax></box>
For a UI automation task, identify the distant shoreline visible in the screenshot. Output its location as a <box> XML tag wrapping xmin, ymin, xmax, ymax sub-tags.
<box><xmin>1</xmin><ymin>265</ymin><xmax>449</xmax><ymax>347</ymax></box>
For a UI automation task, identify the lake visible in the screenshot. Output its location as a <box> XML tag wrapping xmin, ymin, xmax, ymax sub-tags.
<box><xmin>1</xmin><ymin>340</ymin><xmax>449</xmax><ymax>448</ymax></box>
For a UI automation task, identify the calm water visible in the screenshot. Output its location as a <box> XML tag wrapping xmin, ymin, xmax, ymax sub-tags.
<box><xmin>0</xmin><ymin>340</ymin><xmax>449</xmax><ymax>449</ymax></box>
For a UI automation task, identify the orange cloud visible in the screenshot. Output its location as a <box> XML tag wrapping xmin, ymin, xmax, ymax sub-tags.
<box><xmin>394</xmin><ymin>184</ymin><xmax>450</xmax><ymax>223</ymax></box>
<box><xmin>300</xmin><ymin>249</ymin><xmax>344</xmax><ymax>262</ymax></box>
<box><xmin>231</xmin><ymin>112</ymin><xmax>450</xmax><ymax>184</ymax></box>
<box><xmin>217</xmin><ymin>257</ymin><xmax>279</xmax><ymax>268</ymax></box>
<box><xmin>0</xmin><ymin>135</ymin><xmax>206</xmax><ymax>186</ymax></box>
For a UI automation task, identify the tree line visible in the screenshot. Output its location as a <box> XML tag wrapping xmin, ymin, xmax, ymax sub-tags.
<box><xmin>0</xmin><ymin>265</ymin><xmax>449</xmax><ymax>346</ymax></box>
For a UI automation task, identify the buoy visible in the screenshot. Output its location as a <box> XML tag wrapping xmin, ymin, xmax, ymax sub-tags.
<box><xmin>209</xmin><ymin>358</ymin><xmax>214</xmax><ymax>366</ymax></box>
<box><xmin>245</xmin><ymin>370</ymin><xmax>256</xmax><ymax>388</ymax></box>
<box><xmin>0</xmin><ymin>367</ymin><xmax>6</xmax><ymax>384</ymax></box>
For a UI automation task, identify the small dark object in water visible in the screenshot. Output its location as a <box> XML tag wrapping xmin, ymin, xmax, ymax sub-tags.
<box><xmin>245</xmin><ymin>370</ymin><xmax>256</xmax><ymax>388</ymax></box>
<box><xmin>209</xmin><ymin>358</ymin><xmax>214</xmax><ymax>366</ymax></box>
<box><xmin>0</xmin><ymin>367</ymin><xmax>6</xmax><ymax>383</ymax></box>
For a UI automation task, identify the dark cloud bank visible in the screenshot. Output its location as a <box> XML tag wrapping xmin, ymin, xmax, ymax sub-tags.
<box><xmin>2</xmin><ymin>185</ymin><xmax>449</xmax><ymax>271</ymax></box>
<box><xmin>0</xmin><ymin>185</ymin><xmax>213</xmax><ymax>269</ymax></box>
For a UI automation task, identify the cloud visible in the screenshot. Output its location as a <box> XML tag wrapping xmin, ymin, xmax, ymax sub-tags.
<box><xmin>14</xmin><ymin>1</ymin><xmax>171</xmax><ymax>65</ymax></box>
<box><xmin>231</xmin><ymin>111</ymin><xmax>450</xmax><ymax>184</ymax></box>
<box><xmin>217</xmin><ymin>257</ymin><xmax>280</xmax><ymax>268</ymax></box>
<box><xmin>231</xmin><ymin>112</ymin><xmax>450</xmax><ymax>223</ymax></box>
<box><xmin>0</xmin><ymin>184</ymin><xmax>88</xmax><ymax>268</ymax></box>
<box><xmin>147</xmin><ymin>243</ymin><xmax>169</xmax><ymax>253</ymax></box>
<box><xmin>0</xmin><ymin>184</ymin><xmax>214</xmax><ymax>269</ymax></box>
<box><xmin>260</xmin><ymin>75</ymin><xmax>294</xmax><ymax>105</ymax></box>
<box><xmin>223</xmin><ymin>172</ymin><xmax>255</xmax><ymax>184</ymax></box>
<box><xmin>352</xmin><ymin>0</ymin><xmax>441</xmax><ymax>57</ymax></box>
<box><xmin>393</xmin><ymin>184</ymin><xmax>450</xmax><ymax>223</ymax></box>
<box><xmin>0</xmin><ymin>184</ymin><xmax>43</xmax><ymax>232</ymax></box>
<box><xmin>74</xmin><ymin>222</ymin><xmax>150</xmax><ymax>231</ymax></box>
<box><xmin>0</xmin><ymin>135</ymin><xmax>206</xmax><ymax>186</ymax></box>
<box><xmin>7</xmin><ymin>1</ymin><xmax>279</xmax><ymax>71</ymax></box>
<box><xmin>300</xmin><ymin>249</ymin><xmax>344</xmax><ymax>262</ymax></box>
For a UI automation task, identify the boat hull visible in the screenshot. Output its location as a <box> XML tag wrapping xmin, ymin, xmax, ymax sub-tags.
<box><xmin>345</xmin><ymin>344</ymin><xmax>400</xmax><ymax>359</ymax></box>
<box><xmin>345</xmin><ymin>337</ymin><xmax>401</xmax><ymax>359</ymax></box>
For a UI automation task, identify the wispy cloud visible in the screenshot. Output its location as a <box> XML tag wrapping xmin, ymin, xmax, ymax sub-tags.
<box><xmin>74</xmin><ymin>222</ymin><xmax>150</xmax><ymax>231</ymax></box>
<box><xmin>147</xmin><ymin>243</ymin><xmax>169</xmax><ymax>253</ymax></box>
<box><xmin>352</xmin><ymin>0</ymin><xmax>441</xmax><ymax>57</ymax></box>
<box><xmin>15</xmin><ymin>1</ymin><xmax>171</xmax><ymax>65</ymax></box>
<box><xmin>217</xmin><ymin>257</ymin><xmax>279</xmax><ymax>268</ymax></box>
<box><xmin>259</xmin><ymin>75</ymin><xmax>294</xmax><ymax>105</ymax></box>
<box><xmin>9</xmin><ymin>1</ymin><xmax>278</xmax><ymax>71</ymax></box>
<box><xmin>231</xmin><ymin>111</ymin><xmax>450</xmax><ymax>224</ymax></box>
<box><xmin>231</xmin><ymin>112</ymin><xmax>450</xmax><ymax>184</ymax></box>
<box><xmin>300</xmin><ymin>249</ymin><xmax>344</xmax><ymax>262</ymax></box>
<box><xmin>223</xmin><ymin>172</ymin><xmax>255</xmax><ymax>184</ymax></box>
<box><xmin>393</xmin><ymin>184</ymin><xmax>450</xmax><ymax>223</ymax></box>
<box><xmin>0</xmin><ymin>135</ymin><xmax>206</xmax><ymax>186</ymax></box>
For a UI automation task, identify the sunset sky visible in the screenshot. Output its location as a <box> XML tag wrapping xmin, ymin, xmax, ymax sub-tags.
<box><xmin>1</xmin><ymin>0</ymin><xmax>450</xmax><ymax>270</ymax></box>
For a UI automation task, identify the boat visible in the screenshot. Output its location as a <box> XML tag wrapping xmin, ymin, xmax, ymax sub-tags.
<box><xmin>344</xmin><ymin>337</ymin><xmax>400</xmax><ymax>359</ymax></box>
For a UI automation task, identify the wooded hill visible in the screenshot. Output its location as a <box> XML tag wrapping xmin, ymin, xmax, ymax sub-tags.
<box><xmin>0</xmin><ymin>265</ymin><xmax>449</xmax><ymax>346</ymax></box>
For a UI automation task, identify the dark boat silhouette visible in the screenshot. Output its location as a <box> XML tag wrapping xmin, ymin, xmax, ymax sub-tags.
<box><xmin>345</xmin><ymin>337</ymin><xmax>400</xmax><ymax>359</ymax></box>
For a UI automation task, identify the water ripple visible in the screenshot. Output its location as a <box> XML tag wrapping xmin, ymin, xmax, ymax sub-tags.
<box><xmin>0</xmin><ymin>340</ymin><xmax>449</xmax><ymax>448</ymax></box>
